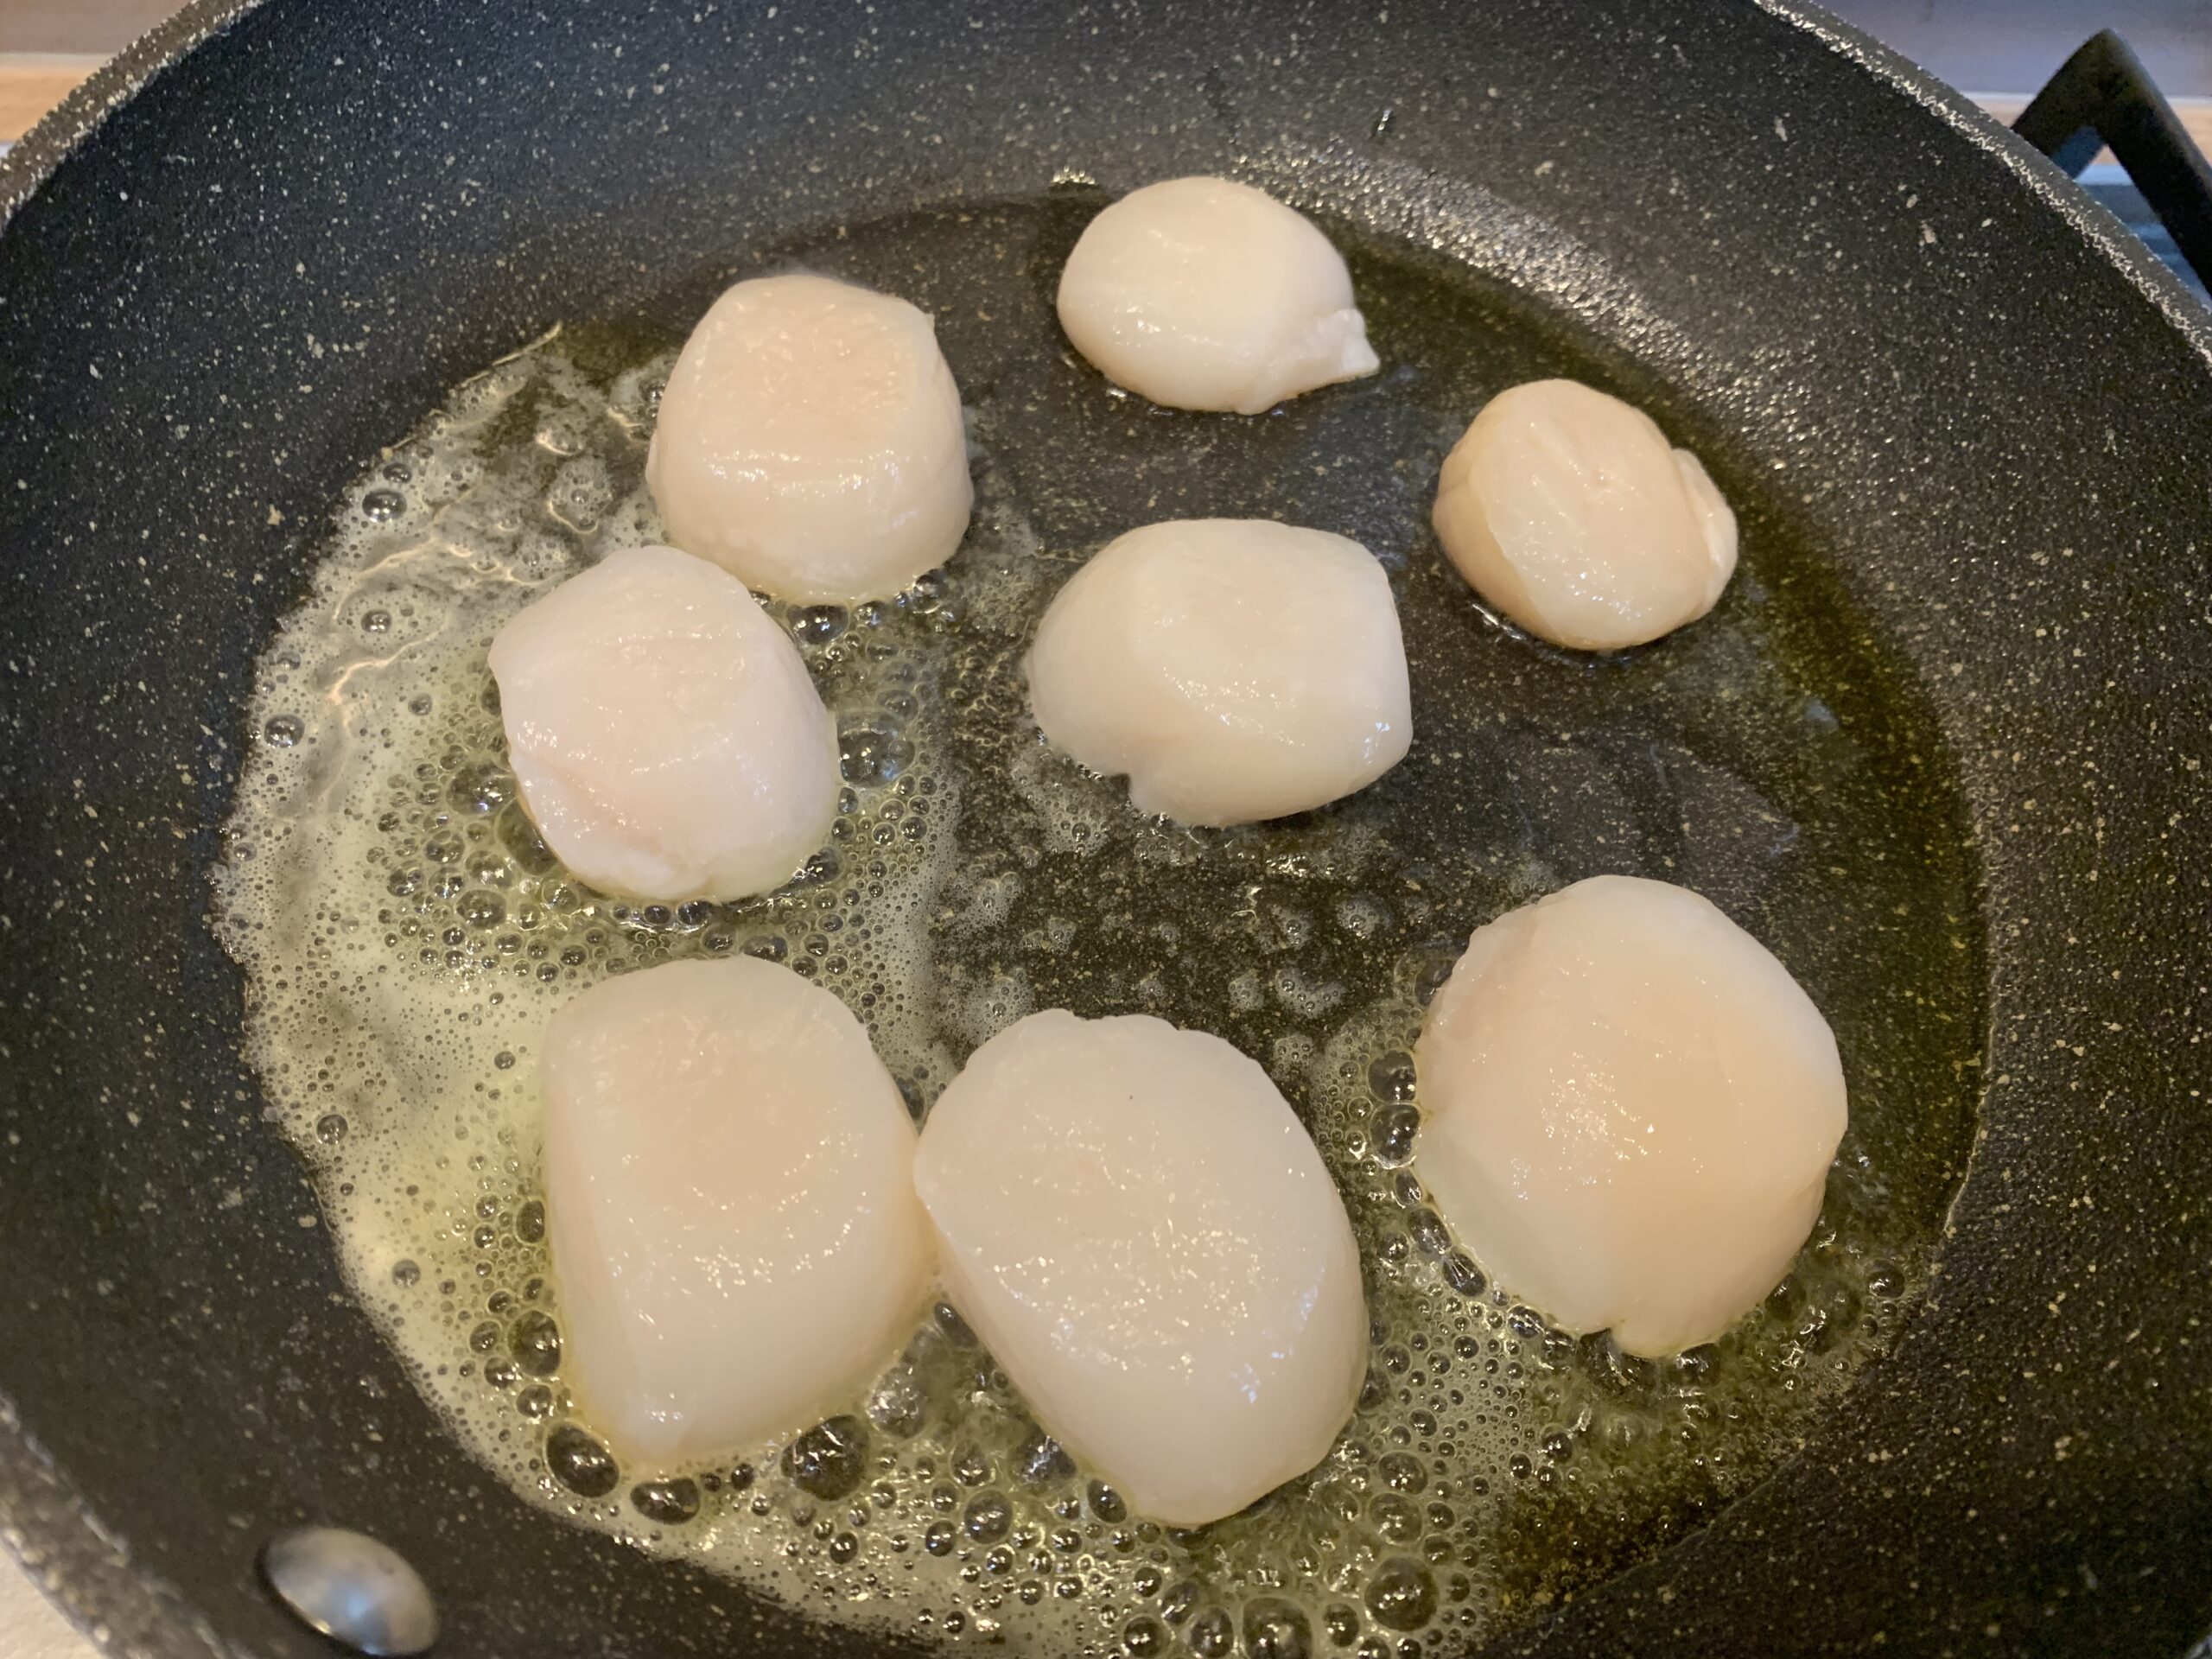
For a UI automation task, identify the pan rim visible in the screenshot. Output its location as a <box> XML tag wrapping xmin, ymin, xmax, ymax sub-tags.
<box><xmin>5</xmin><ymin>0</ymin><xmax>2203</xmax><ymax>359</ymax></box>
<box><xmin>1753</xmin><ymin>0</ymin><xmax>2212</xmax><ymax>356</ymax></box>
<box><xmin>0</xmin><ymin>0</ymin><xmax>264</xmax><ymax>227</ymax></box>
<box><xmin>0</xmin><ymin>1393</ymin><xmax>222</xmax><ymax>1658</ymax></box>
<box><xmin>0</xmin><ymin>2</ymin><xmax>2205</xmax><ymax>1655</ymax></box>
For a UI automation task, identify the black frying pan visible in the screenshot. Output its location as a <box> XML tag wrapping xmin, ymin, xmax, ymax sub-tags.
<box><xmin>2</xmin><ymin>2</ymin><xmax>2209</xmax><ymax>1656</ymax></box>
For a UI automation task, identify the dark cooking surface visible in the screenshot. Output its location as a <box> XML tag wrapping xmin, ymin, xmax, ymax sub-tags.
<box><xmin>0</xmin><ymin>2</ymin><xmax>2209</xmax><ymax>1656</ymax></box>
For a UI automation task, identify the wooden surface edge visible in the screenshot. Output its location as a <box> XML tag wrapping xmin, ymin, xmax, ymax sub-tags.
<box><xmin>0</xmin><ymin>54</ymin><xmax>107</xmax><ymax>143</ymax></box>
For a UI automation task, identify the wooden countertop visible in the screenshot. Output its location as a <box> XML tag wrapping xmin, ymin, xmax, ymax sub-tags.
<box><xmin>0</xmin><ymin>54</ymin><xmax>104</xmax><ymax>143</ymax></box>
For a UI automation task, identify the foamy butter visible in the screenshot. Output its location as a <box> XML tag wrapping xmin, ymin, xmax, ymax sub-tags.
<box><xmin>215</xmin><ymin>328</ymin><xmax>1910</xmax><ymax>1656</ymax></box>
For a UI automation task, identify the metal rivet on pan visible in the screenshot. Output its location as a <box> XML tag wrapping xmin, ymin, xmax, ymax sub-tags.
<box><xmin>261</xmin><ymin>1526</ymin><xmax>439</xmax><ymax>1656</ymax></box>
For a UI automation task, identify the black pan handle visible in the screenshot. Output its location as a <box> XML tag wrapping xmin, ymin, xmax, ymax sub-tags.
<box><xmin>2012</xmin><ymin>29</ymin><xmax>2212</xmax><ymax>286</ymax></box>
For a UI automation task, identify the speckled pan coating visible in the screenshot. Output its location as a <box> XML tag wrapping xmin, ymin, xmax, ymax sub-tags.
<box><xmin>0</xmin><ymin>2</ymin><xmax>2208</xmax><ymax>1656</ymax></box>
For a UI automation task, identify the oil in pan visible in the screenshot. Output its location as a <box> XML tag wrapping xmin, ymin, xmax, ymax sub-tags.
<box><xmin>214</xmin><ymin>194</ymin><xmax>1983</xmax><ymax>1655</ymax></box>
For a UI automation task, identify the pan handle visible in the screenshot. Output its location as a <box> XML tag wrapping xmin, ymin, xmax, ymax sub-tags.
<box><xmin>2012</xmin><ymin>29</ymin><xmax>2212</xmax><ymax>288</ymax></box>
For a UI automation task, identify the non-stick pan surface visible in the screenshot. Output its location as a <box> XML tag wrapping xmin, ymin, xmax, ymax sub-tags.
<box><xmin>1</xmin><ymin>3</ymin><xmax>2209</xmax><ymax>1656</ymax></box>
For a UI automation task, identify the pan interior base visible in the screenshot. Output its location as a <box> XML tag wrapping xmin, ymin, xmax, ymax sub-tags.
<box><xmin>213</xmin><ymin>191</ymin><xmax>1985</xmax><ymax>1654</ymax></box>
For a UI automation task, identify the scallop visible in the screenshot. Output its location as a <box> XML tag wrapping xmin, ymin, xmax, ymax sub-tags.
<box><xmin>1432</xmin><ymin>378</ymin><xmax>1738</xmax><ymax>651</ymax></box>
<box><xmin>1024</xmin><ymin>518</ymin><xmax>1411</xmax><ymax>825</ymax></box>
<box><xmin>645</xmin><ymin>272</ymin><xmax>973</xmax><ymax>603</ymax></box>
<box><xmin>1057</xmin><ymin>176</ymin><xmax>1380</xmax><ymax>414</ymax></box>
<box><xmin>543</xmin><ymin>957</ymin><xmax>933</xmax><ymax>1465</ymax></box>
<box><xmin>1413</xmin><ymin>875</ymin><xmax>1847</xmax><ymax>1357</ymax></box>
<box><xmin>487</xmin><ymin>543</ymin><xmax>837</xmax><ymax>903</ymax></box>
<box><xmin>912</xmin><ymin>1010</ymin><xmax>1368</xmax><ymax>1528</ymax></box>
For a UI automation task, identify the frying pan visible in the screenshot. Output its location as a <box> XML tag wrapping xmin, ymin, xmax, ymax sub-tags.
<box><xmin>2</xmin><ymin>1</ymin><xmax>2209</xmax><ymax>1655</ymax></box>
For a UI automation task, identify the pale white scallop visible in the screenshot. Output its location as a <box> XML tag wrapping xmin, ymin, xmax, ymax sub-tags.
<box><xmin>1024</xmin><ymin>518</ymin><xmax>1411</xmax><ymax>826</ymax></box>
<box><xmin>1432</xmin><ymin>378</ymin><xmax>1738</xmax><ymax>651</ymax></box>
<box><xmin>488</xmin><ymin>543</ymin><xmax>837</xmax><ymax>903</ymax></box>
<box><xmin>913</xmin><ymin>1010</ymin><xmax>1368</xmax><ymax>1528</ymax></box>
<box><xmin>645</xmin><ymin>272</ymin><xmax>974</xmax><ymax>602</ymax></box>
<box><xmin>1057</xmin><ymin>176</ymin><xmax>1380</xmax><ymax>415</ymax></box>
<box><xmin>543</xmin><ymin>957</ymin><xmax>933</xmax><ymax>1465</ymax></box>
<box><xmin>1413</xmin><ymin>875</ymin><xmax>1847</xmax><ymax>1357</ymax></box>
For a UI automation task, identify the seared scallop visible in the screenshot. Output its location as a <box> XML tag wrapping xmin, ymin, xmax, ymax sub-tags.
<box><xmin>1057</xmin><ymin>176</ymin><xmax>1379</xmax><ymax>414</ymax></box>
<box><xmin>1432</xmin><ymin>378</ymin><xmax>1737</xmax><ymax>651</ymax></box>
<box><xmin>1024</xmin><ymin>518</ymin><xmax>1411</xmax><ymax>825</ymax></box>
<box><xmin>646</xmin><ymin>272</ymin><xmax>973</xmax><ymax>602</ymax></box>
<box><xmin>913</xmin><ymin>1010</ymin><xmax>1368</xmax><ymax>1528</ymax></box>
<box><xmin>488</xmin><ymin>543</ymin><xmax>837</xmax><ymax>903</ymax></box>
<box><xmin>1413</xmin><ymin>875</ymin><xmax>1847</xmax><ymax>1357</ymax></box>
<box><xmin>543</xmin><ymin>957</ymin><xmax>932</xmax><ymax>1465</ymax></box>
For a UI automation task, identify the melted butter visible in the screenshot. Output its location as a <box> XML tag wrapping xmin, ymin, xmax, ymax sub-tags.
<box><xmin>215</xmin><ymin>302</ymin><xmax>1946</xmax><ymax>1656</ymax></box>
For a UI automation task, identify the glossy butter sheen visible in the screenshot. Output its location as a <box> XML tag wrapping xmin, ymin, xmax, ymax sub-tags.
<box><xmin>543</xmin><ymin>958</ymin><xmax>933</xmax><ymax>1465</ymax></box>
<box><xmin>1433</xmin><ymin>378</ymin><xmax>1737</xmax><ymax>652</ymax></box>
<box><xmin>647</xmin><ymin>272</ymin><xmax>973</xmax><ymax>602</ymax></box>
<box><xmin>914</xmin><ymin>1010</ymin><xmax>1368</xmax><ymax>1528</ymax></box>
<box><xmin>489</xmin><ymin>543</ymin><xmax>839</xmax><ymax>903</ymax></box>
<box><xmin>1057</xmin><ymin>176</ymin><xmax>1379</xmax><ymax>415</ymax></box>
<box><xmin>1025</xmin><ymin>518</ymin><xmax>1412</xmax><ymax>825</ymax></box>
<box><xmin>1414</xmin><ymin>875</ymin><xmax>1847</xmax><ymax>1356</ymax></box>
